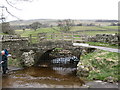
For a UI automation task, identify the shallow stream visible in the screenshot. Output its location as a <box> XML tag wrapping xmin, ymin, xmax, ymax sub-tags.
<box><xmin>2</xmin><ymin>57</ymin><xmax>84</xmax><ymax>88</ymax></box>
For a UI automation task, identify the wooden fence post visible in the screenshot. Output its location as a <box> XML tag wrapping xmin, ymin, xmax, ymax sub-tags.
<box><xmin>37</xmin><ymin>33</ymin><xmax>39</xmax><ymax>43</ymax></box>
<box><xmin>61</xmin><ymin>32</ymin><xmax>64</xmax><ymax>41</ymax></box>
<box><xmin>50</xmin><ymin>33</ymin><xmax>53</xmax><ymax>40</ymax></box>
<box><xmin>52</xmin><ymin>32</ymin><xmax>55</xmax><ymax>40</ymax></box>
<box><xmin>54</xmin><ymin>32</ymin><xmax>57</xmax><ymax>40</ymax></box>
<box><xmin>72</xmin><ymin>32</ymin><xmax>74</xmax><ymax>43</ymax></box>
<box><xmin>29</xmin><ymin>34</ymin><xmax>32</xmax><ymax>44</ymax></box>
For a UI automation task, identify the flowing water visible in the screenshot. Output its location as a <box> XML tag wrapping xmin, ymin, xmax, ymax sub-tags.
<box><xmin>2</xmin><ymin>57</ymin><xmax>84</xmax><ymax>88</ymax></box>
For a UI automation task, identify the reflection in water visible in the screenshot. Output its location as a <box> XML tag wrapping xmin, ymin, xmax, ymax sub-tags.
<box><xmin>52</xmin><ymin>67</ymin><xmax>77</xmax><ymax>75</ymax></box>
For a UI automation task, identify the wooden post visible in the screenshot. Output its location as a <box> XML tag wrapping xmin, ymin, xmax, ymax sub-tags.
<box><xmin>29</xmin><ymin>34</ymin><xmax>32</xmax><ymax>44</ymax></box>
<box><xmin>54</xmin><ymin>33</ymin><xmax>56</xmax><ymax>41</ymax></box>
<box><xmin>52</xmin><ymin>32</ymin><xmax>55</xmax><ymax>40</ymax></box>
<box><xmin>51</xmin><ymin>33</ymin><xmax>53</xmax><ymax>40</ymax></box>
<box><xmin>72</xmin><ymin>32</ymin><xmax>74</xmax><ymax>43</ymax></box>
<box><xmin>37</xmin><ymin>33</ymin><xmax>39</xmax><ymax>43</ymax></box>
<box><xmin>61</xmin><ymin>32</ymin><xmax>64</xmax><ymax>41</ymax></box>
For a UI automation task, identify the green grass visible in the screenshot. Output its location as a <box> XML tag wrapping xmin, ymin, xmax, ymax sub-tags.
<box><xmin>16</xmin><ymin>28</ymin><xmax>59</xmax><ymax>43</ymax></box>
<box><xmin>15</xmin><ymin>28</ymin><xmax>58</xmax><ymax>37</ymax></box>
<box><xmin>15</xmin><ymin>26</ymin><xmax>118</xmax><ymax>43</ymax></box>
<box><xmin>71</xmin><ymin>26</ymin><xmax>106</xmax><ymax>31</ymax></box>
<box><xmin>15</xmin><ymin>26</ymin><xmax>118</xmax><ymax>37</ymax></box>
<box><xmin>78</xmin><ymin>50</ymin><xmax>119</xmax><ymax>82</ymax></box>
<box><xmin>70</xmin><ymin>26</ymin><xmax>119</xmax><ymax>31</ymax></box>
<box><xmin>101</xmin><ymin>26</ymin><xmax>119</xmax><ymax>30</ymax></box>
<box><xmin>21</xmin><ymin>28</ymin><xmax>57</xmax><ymax>36</ymax></box>
<box><xmin>82</xmin><ymin>31</ymin><xmax>118</xmax><ymax>36</ymax></box>
<box><xmin>71</xmin><ymin>26</ymin><xmax>118</xmax><ymax>36</ymax></box>
<box><xmin>8</xmin><ymin>57</ymin><xmax>22</xmax><ymax>67</ymax></box>
<box><xmin>86</xmin><ymin>42</ymin><xmax>119</xmax><ymax>49</ymax></box>
<box><xmin>0</xmin><ymin>33</ymin><xmax>8</xmax><ymax>35</ymax></box>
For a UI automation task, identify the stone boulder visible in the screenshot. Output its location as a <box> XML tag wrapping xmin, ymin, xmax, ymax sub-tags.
<box><xmin>77</xmin><ymin>62</ymin><xmax>90</xmax><ymax>77</ymax></box>
<box><xmin>21</xmin><ymin>50</ymin><xmax>35</xmax><ymax>67</ymax></box>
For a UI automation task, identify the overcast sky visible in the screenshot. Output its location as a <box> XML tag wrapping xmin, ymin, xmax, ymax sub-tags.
<box><xmin>0</xmin><ymin>0</ymin><xmax>119</xmax><ymax>21</ymax></box>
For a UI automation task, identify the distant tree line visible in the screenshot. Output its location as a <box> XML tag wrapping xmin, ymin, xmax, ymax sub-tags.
<box><xmin>110</xmin><ymin>22</ymin><xmax>120</xmax><ymax>26</ymax></box>
<box><xmin>11</xmin><ymin>22</ymin><xmax>52</xmax><ymax>31</ymax></box>
<box><xmin>96</xmin><ymin>20</ymin><xmax>118</xmax><ymax>22</ymax></box>
<box><xmin>75</xmin><ymin>23</ymin><xmax>95</xmax><ymax>26</ymax></box>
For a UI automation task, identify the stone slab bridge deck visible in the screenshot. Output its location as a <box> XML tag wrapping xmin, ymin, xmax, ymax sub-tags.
<box><xmin>73</xmin><ymin>43</ymin><xmax>120</xmax><ymax>53</ymax></box>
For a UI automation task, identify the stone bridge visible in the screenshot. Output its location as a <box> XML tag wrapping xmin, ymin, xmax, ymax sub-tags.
<box><xmin>1</xmin><ymin>35</ymin><xmax>94</xmax><ymax>67</ymax></box>
<box><xmin>20</xmin><ymin>40</ymin><xmax>87</xmax><ymax>66</ymax></box>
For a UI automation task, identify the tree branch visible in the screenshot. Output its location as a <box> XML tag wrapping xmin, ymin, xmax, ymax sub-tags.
<box><xmin>14</xmin><ymin>0</ymin><xmax>34</xmax><ymax>2</ymax></box>
<box><xmin>4</xmin><ymin>6</ymin><xmax>21</xmax><ymax>20</ymax></box>
<box><xmin>5</xmin><ymin>0</ymin><xmax>21</xmax><ymax>10</ymax></box>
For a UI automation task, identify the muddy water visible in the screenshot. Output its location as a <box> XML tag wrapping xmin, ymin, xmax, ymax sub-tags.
<box><xmin>2</xmin><ymin>66</ymin><xmax>84</xmax><ymax>88</ymax></box>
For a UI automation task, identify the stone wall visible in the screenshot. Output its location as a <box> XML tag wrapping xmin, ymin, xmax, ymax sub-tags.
<box><xmin>0</xmin><ymin>35</ymin><xmax>29</xmax><ymax>57</ymax></box>
<box><xmin>85</xmin><ymin>33</ymin><xmax>119</xmax><ymax>45</ymax></box>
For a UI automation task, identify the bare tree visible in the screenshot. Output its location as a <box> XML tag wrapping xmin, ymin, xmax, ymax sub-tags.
<box><xmin>58</xmin><ymin>19</ymin><xmax>74</xmax><ymax>32</ymax></box>
<box><xmin>0</xmin><ymin>0</ymin><xmax>34</xmax><ymax>34</ymax></box>
<box><xmin>0</xmin><ymin>0</ymin><xmax>34</xmax><ymax>21</ymax></box>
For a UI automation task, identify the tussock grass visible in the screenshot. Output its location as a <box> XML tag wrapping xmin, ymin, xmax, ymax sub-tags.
<box><xmin>80</xmin><ymin>50</ymin><xmax>119</xmax><ymax>82</ymax></box>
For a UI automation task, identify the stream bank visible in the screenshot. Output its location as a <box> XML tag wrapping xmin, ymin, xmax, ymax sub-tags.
<box><xmin>77</xmin><ymin>49</ymin><xmax>119</xmax><ymax>88</ymax></box>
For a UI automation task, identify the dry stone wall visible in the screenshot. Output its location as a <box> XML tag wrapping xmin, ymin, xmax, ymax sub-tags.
<box><xmin>0</xmin><ymin>35</ymin><xmax>29</xmax><ymax>57</ymax></box>
<box><xmin>85</xmin><ymin>33</ymin><xmax>119</xmax><ymax>45</ymax></box>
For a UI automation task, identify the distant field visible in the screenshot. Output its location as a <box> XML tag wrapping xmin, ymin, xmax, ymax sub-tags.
<box><xmin>71</xmin><ymin>26</ymin><xmax>118</xmax><ymax>31</ymax></box>
<box><xmin>101</xmin><ymin>26</ymin><xmax>119</xmax><ymax>29</ymax></box>
<box><xmin>82</xmin><ymin>31</ymin><xmax>118</xmax><ymax>36</ymax></box>
<box><xmin>16</xmin><ymin>28</ymin><xmax>57</xmax><ymax>37</ymax></box>
<box><xmin>71</xmin><ymin>26</ymin><xmax>106</xmax><ymax>31</ymax></box>
<box><xmin>15</xmin><ymin>26</ymin><xmax>118</xmax><ymax>37</ymax></box>
<box><xmin>14</xmin><ymin>26</ymin><xmax>119</xmax><ymax>44</ymax></box>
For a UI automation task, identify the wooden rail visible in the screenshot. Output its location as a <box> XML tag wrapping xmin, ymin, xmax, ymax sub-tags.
<box><xmin>28</xmin><ymin>32</ymin><xmax>87</xmax><ymax>43</ymax></box>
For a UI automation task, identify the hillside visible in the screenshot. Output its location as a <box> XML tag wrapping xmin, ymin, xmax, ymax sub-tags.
<box><xmin>9</xmin><ymin>19</ymin><xmax>116</xmax><ymax>26</ymax></box>
<box><xmin>9</xmin><ymin>19</ymin><xmax>58</xmax><ymax>26</ymax></box>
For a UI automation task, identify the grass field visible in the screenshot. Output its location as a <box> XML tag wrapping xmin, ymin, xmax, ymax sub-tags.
<box><xmin>101</xmin><ymin>26</ymin><xmax>119</xmax><ymax>30</ymax></box>
<box><xmin>14</xmin><ymin>26</ymin><xmax>119</xmax><ymax>44</ymax></box>
<box><xmin>71</xmin><ymin>26</ymin><xmax>106</xmax><ymax>31</ymax></box>
<box><xmin>83</xmin><ymin>31</ymin><xmax>118</xmax><ymax>36</ymax></box>
<box><xmin>15</xmin><ymin>26</ymin><xmax>118</xmax><ymax>37</ymax></box>
<box><xmin>17</xmin><ymin>28</ymin><xmax>57</xmax><ymax>37</ymax></box>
